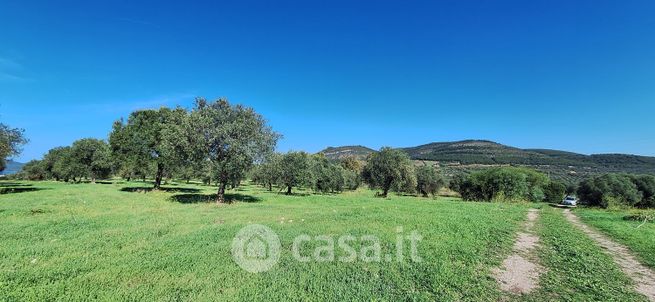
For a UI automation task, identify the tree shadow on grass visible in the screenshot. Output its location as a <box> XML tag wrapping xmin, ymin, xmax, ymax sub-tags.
<box><xmin>170</xmin><ymin>193</ymin><xmax>262</xmax><ymax>204</ymax></box>
<box><xmin>275</xmin><ymin>192</ymin><xmax>312</xmax><ymax>197</ymax></box>
<box><xmin>0</xmin><ymin>187</ymin><xmax>48</xmax><ymax>195</ymax></box>
<box><xmin>79</xmin><ymin>180</ymin><xmax>114</xmax><ymax>185</ymax></box>
<box><xmin>120</xmin><ymin>186</ymin><xmax>201</xmax><ymax>193</ymax></box>
<box><xmin>0</xmin><ymin>182</ymin><xmax>33</xmax><ymax>188</ymax></box>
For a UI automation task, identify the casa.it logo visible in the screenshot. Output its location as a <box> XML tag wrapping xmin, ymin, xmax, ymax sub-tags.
<box><xmin>231</xmin><ymin>224</ymin><xmax>281</xmax><ymax>273</ymax></box>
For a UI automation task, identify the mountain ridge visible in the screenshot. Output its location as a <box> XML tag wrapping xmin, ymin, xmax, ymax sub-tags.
<box><xmin>318</xmin><ymin>140</ymin><xmax>655</xmax><ymax>181</ymax></box>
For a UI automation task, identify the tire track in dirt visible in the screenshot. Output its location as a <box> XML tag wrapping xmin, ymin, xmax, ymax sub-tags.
<box><xmin>563</xmin><ymin>209</ymin><xmax>655</xmax><ymax>301</ymax></box>
<box><xmin>493</xmin><ymin>208</ymin><xmax>544</xmax><ymax>295</ymax></box>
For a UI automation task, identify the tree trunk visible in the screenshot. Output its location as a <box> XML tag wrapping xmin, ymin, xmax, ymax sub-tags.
<box><xmin>382</xmin><ymin>187</ymin><xmax>389</xmax><ymax>198</ymax></box>
<box><xmin>126</xmin><ymin>176</ymin><xmax>131</xmax><ymax>182</ymax></box>
<box><xmin>382</xmin><ymin>178</ymin><xmax>392</xmax><ymax>198</ymax></box>
<box><xmin>217</xmin><ymin>182</ymin><xmax>227</xmax><ymax>204</ymax></box>
<box><xmin>268</xmin><ymin>182</ymin><xmax>272</xmax><ymax>191</ymax></box>
<box><xmin>154</xmin><ymin>163</ymin><xmax>164</xmax><ymax>189</ymax></box>
<box><xmin>286</xmin><ymin>185</ymin><xmax>292</xmax><ymax>195</ymax></box>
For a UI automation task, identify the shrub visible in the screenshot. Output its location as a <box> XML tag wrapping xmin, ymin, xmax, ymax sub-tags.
<box><xmin>20</xmin><ymin>160</ymin><xmax>47</xmax><ymax>180</ymax></box>
<box><xmin>577</xmin><ymin>174</ymin><xmax>642</xmax><ymax>208</ymax></box>
<box><xmin>627</xmin><ymin>175</ymin><xmax>655</xmax><ymax>208</ymax></box>
<box><xmin>544</xmin><ymin>181</ymin><xmax>567</xmax><ymax>203</ymax></box>
<box><xmin>456</xmin><ymin>167</ymin><xmax>548</xmax><ymax>202</ymax></box>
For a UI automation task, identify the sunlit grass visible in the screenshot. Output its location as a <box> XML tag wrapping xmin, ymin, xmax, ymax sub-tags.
<box><xmin>0</xmin><ymin>180</ymin><xmax>650</xmax><ymax>301</ymax></box>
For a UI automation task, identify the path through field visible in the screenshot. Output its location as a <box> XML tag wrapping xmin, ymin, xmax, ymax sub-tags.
<box><xmin>563</xmin><ymin>209</ymin><xmax>655</xmax><ymax>301</ymax></box>
<box><xmin>493</xmin><ymin>208</ymin><xmax>543</xmax><ymax>295</ymax></box>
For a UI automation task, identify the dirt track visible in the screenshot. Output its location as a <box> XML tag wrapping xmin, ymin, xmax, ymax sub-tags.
<box><xmin>563</xmin><ymin>209</ymin><xmax>655</xmax><ymax>301</ymax></box>
<box><xmin>493</xmin><ymin>209</ymin><xmax>543</xmax><ymax>295</ymax></box>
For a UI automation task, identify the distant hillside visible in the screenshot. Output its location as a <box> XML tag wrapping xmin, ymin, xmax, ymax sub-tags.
<box><xmin>1</xmin><ymin>160</ymin><xmax>24</xmax><ymax>175</ymax></box>
<box><xmin>320</xmin><ymin>140</ymin><xmax>655</xmax><ymax>183</ymax></box>
<box><xmin>318</xmin><ymin>145</ymin><xmax>375</xmax><ymax>160</ymax></box>
<box><xmin>404</xmin><ymin>140</ymin><xmax>557</xmax><ymax>165</ymax></box>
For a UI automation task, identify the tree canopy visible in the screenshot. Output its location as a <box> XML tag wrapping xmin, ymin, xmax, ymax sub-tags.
<box><xmin>180</xmin><ymin>98</ymin><xmax>279</xmax><ymax>203</ymax></box>
<box><xmin>362</xmin><ymin>147</ymin><xmax>416</xmax><ymax>197</ymax></box>
<box><xmin>457</xmin><ymin>167</ymin><xmax>549</xmax><ymax>202</ymax></box>
<box><xmin>415</xmin><ymin>165</ymin><xmax>445</xmax><ymax>197</ymax></box>
<box><xmin>0</xmin><ymin>123</ymin><xmax>27</xmax><ymax>172</ymax></box>
<box><xmin>109</xmin><ymin>107</ymin><xmax>187</xmax><ymax>188</ymax></box>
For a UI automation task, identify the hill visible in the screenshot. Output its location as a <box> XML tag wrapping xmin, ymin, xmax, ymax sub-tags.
<box><xmin>1</xmin><ymin>160</ymin><xmax>24</xmax><ymax>175</ymax></box>
<box><xmin>318</xmin><ymin>145</ymin><xmax>375</xmax><ymax>160</ymax></box>
<box><xmin>320</xmin><ymin>140</ymin><xmax>655</xmax><ymax>183</ymax></box>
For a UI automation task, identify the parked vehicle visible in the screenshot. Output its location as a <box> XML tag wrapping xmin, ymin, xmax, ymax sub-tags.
<box><xmin>562</xmin><ymin>196</ymin><xmax>578</xmax><ymax>206</ymax></box>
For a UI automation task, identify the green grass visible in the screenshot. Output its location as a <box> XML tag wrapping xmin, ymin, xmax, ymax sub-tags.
<box><xmin>519</xmin><ymin>206</ymin><xmax>648</xmax><ymax>301</ymax></box>
<box><xmin>0</xmin><ymin>180</ymin><xmax>651</xmax><ymax>301</ymax></box>
<box><xmin>1</xmin><ymin>180</ymin><xmax>527</xmax><ymax>301</ymax></box>
<box><xmin>575</xmin><ymin>208</ymin><xmax>655</xmax><ymax>269</ymax></box>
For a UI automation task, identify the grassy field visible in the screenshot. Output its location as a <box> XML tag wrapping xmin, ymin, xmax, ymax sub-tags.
<box><xmin>0</xmin><ymin>180</ymin><xmax>652</xmax><ymax>301</ymax></box>
<box><xmin>575</xmin><ymin>208</ymin><xmax>655</xmax><ymax>269</ymax></box>
<box><xmin>526</xmin><ymin>206</ymin><xmax>648</xmax><ymax>301</ymax></box>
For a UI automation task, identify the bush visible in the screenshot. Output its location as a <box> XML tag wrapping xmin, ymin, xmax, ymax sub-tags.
<box><xmin>577</xmin><ymin>174</ymin><xmax>642</xmax><ymax>208</ymax></box>
<box><xmin>544</xmin><ymin>181</ymin><xmax>567</xmax><ymax>203</ymax></box>
<box><xmin>20</xmin><ymin>160</ymin><xmax>47</xmax><ymax>180</ymax></box>
<box><xmin>457</xmin><ymin>167</ymin><xmax>548</xmax><ymax>202</ymax></box>
<box><xmin>627</xmin><ymin>175</ymin><xmax>655</xmax><ymax>208</ymax></box>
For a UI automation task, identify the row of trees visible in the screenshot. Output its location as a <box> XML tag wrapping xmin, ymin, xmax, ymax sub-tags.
<box><xmin>251</xmin><ymin>152</ymin><xmax>360</xmax><ymax>194</ymax></box>
<box><xmin>450</xmin><ymin>167</ymin><xmax>551</xmax><ymax>202</ymax></box>
<box><xmin>21</xmin><ymin>139</ymin><xmax>111</xmax><ymax>182</ymax></box>
<box><xmin>251</xmin><ymin>147</ymin><xmax>446</xmax><ymax>198</ymax></box>
<box><xmin>577</xmin><ymin>174</ymin><xmax>655</xmax><ymax>208</ymax></box>
<box><xmin>20</xmin><ymin>98</ymin><xmax>279</xmax><ymax>203</ymax></box>
<box><xmin>448</xmin><ymin>166</ymin><xmax>655</xmax><ymax>208</ymax></box>
<box><xmin>0</xmin><ymin>122</ymin><xmax>27</xmax><ymax>172</ymax></box>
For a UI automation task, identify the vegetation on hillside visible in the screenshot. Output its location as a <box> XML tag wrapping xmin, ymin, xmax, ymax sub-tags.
<box><xmin>322</xmin><ymin>140</ymin><xmax>655</xmax><ymax>183</ymax></box>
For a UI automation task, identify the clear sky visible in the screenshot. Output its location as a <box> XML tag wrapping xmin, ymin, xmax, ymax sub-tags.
<box><xmin>1</xmin><ymin>0</ymin><xmax>655</xmax><ymax>162</ymax></box>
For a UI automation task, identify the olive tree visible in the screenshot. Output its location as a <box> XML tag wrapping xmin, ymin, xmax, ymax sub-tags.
<box><xmin>50</xmin><ymin>146</ymin><xmax>77</xmax><ymax>182</ymax></box>
<box><xmin>20</xmin><ymin>160</ymin><xmax>46</xmax><ymax>180</ymax></box>
<box><xmin>42</xmin><ymin>146</ymin><xmax>71</xmax><ymax>181</ymax></box>
<box><xmin>109</xmin><ymin>108</ymin><xmax>186</xmax><ymax>188</ymax></box>
<box><xmin>183</xmin><ymin>98</ymin><xmax>279</xmax><ymax>203</ymax></box>
<box><xmin>252</xmin><ymin>153</ymin><xmax>281</xmax><ymax>191</ymax></box>
<box><xmin>577</xmin><ymin>174</ymin><xmax>643</xmax><ymax>208</ymax></box>
<box><xmin>415</xmin><ymin>165</ymin><xmax>445</xmax><ymax>197</ymax></box>
<box><xmin>276</xmin><ymin>151</ymin><xmax>311</xmax><ymax>195</ymax></box>
<box><xmin>0</xmin><ymin>123</ymin><xmax>27</xmax><ymax>172</ymax></box>
<box><xmin>628</xmin><ymin>175</ymin><xmax>655</xmax><ymax>208</ymax></box>
<box><xmin>70</xmin><ymin>138</ymin><xmax>112</xmax><ymax>182</ymax></box>
<box><xmin>544</xmin><ymin>181</ymin><xmax>567</xmax><ymax>203</ymax></box>
<box><xmin>362</xmin><ymin>147</ymin><xmax>416</xmax><ymax>197</ymax></box>
<box><xmin>457</xmin><ymin>167</ymin><xmax>549</xmax><ymax>202</ymax></box>
<box><xmin>310</xmin><ymin>155</ymin><xmax>345</xmax><ymax>193</ymax></box>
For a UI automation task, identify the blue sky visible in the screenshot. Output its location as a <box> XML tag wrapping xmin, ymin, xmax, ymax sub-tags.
<box><xmin>1</xmin><ymin>0</ymin><xmax>655</xmax><ymax>162</ymax></box>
